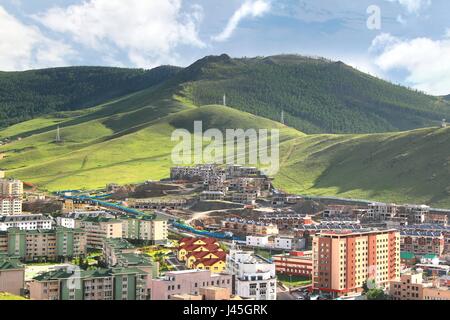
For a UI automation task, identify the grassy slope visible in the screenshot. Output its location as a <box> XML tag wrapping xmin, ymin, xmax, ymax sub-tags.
<box><xmin>0</xmin><ymin>93</ymin><xmax>449</xmax><ymax>207</ymax></box>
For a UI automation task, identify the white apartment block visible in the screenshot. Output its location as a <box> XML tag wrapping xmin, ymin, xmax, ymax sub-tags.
<box><xmin>246</xmin><ymin>235</ymin><xmax>270</xmax><ymax>247</ymax></box>
<box><xmin>226</xmin><ymin>249</ymin><xmax>277</xmax><ymax>300</ymax></box>
<box><xmin>0</xmin><ymin>197</ymin><xmax>22</xmax><ymax>215</ymax></box>
<box><xmin>0</xmin><ymin>214</ymin><xmax>53</xmax><ymax>231</ymax></box>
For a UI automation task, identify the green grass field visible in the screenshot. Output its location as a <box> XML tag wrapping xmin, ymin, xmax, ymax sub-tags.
<box><xmin>1</xmin><ymin>90</ymin><xmax>450</xmax><ymax>208</ymax></box>
<box><xmin>0</xmin><ymin>292</ymin><xmax>27</xmax><ymax>300</ymax></box>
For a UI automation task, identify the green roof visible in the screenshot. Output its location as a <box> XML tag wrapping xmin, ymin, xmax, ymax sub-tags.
<box><xmin>401</xmin><ymin>252</ymin><xmax>415</xmax><ymax>259</ymax></box>
<box><xmin>104</xmin><ymin>238</ymin><xmax>136</xmax><ymax>250</ymax></box>
<box><xmin>422</xmin><ymin>253</ymin><xmax>438</xmax><ymax>259</ymax></box>
<box><xmin>33</xmin><ymin>266</ymin><xmax>146</xmax><ymax>281</ymax></box>
<box><xmin>118</xmin><ymin>253</ymin><xmax>154</xmax><ymax>267</ymax></box>
<box><xmin>79</xmin><ymin>216</ymin><xmax>120</xmax><ymax>223</ymax></box>
<box><xmin>0</xmin><ymin>256</ymin><xmax>24</xmax><ymax>270</ymax></box>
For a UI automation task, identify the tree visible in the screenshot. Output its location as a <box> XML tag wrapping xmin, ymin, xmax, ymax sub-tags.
<box><xmin>366</xmin><ymin>288</ymin><xmax>388</xmax><ymax>300</ymax></box>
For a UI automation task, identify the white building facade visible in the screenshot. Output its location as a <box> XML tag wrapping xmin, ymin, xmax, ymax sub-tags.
<box><xmin>227</xmin><ymin>249</ymin><xmax>277</xmax><ymax>300</ymax></box>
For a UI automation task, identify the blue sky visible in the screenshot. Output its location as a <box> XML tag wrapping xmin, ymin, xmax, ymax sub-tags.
<box><xmin>0</xmin><ymin>0</ymin><xmax>449</xmax><ymax>95</ymax></box>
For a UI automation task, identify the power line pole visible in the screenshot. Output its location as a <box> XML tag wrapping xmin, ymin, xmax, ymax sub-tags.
<box><xmin>55</xmin><ymin>126</ymin><xmax>61</xmax><ymax>143</ymax></box>
<box><xmin>281</xmin><ymin>110</ymin><xmax>285</xmax><ymax>125</ymax></box>
<box><xmin>223</xmin><ymin>94</ymin><xmax>227</xmax><ymax>106</ymax></box>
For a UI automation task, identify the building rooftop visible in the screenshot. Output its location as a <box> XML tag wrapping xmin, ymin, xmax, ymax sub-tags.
<box><xmin>0</xmin><ymin>214</ymin><xmax>52</xmax><ymax>222</ymax></box>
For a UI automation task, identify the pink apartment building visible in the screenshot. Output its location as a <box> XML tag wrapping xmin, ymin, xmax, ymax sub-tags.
<box><xmin>150</xmin><ymin>269</ymin><xmax>232</xmax><ymax>300</ymax></box>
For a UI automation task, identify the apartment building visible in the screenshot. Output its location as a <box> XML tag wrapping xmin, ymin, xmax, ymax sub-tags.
<box><xmin>272</xmin><ymin>251</ymin><xmax>313</xmax><ymax>278</ymax></box>
<box><xmin>0</xmin><ymin>255</ymin><xmax>25</xmax><ymax>296</ymax></box>
<box><xmin>121</xmin><ymin>214</ymin><xmax>168</xmax><ymax>245</ymax></box>
<box><xmin>75</xmin><ymin>216</ymin><xmax>123</xmax><ymax>249</ymax></box>
<box><xmin>200</xmin><ymin>191</ymin><xmax>225</xmax><ymax>201</ymax></box>
<box><xmin>128</xmin><ymin>198</ymin><xmax>187</xmax><ymax>210</ymax></box>
<box><xmin>170</xmin><ymin>164</ymin><xmax>224</xmax><ymax>181</ymax></box>
<box><xmin>390</xmin><ymin>271</ymin><xmax>450</xmax><ymax>300</ymax></box>
<box><xmin>400</xmin><ymin>230</ymin><xmax>444</xmax><ymax>256</ymax></box>
<box><xmin>0</xmin><ymin>197</ymin><xmax>22</xmax><ymax>216</ymax></box>
<box><xmin>0</xmin><ymin>227</ymin><xmax>87</xmax><ymax>262</ymax></box>
<box><xmin>102</xmin><ymin>238</ymin><xmax>158</xmax><ymax>279</ymax></box>
<box><xmin>367</xmin><ymin>203</ymin><xmax>398</xmax><ymax>220</ymax></box>
<box><xmin>103</xmin><ymin>238</ymin><xmax>138</xmax><ymax>267</ymax></box>
<box><xmin>62</xmin><ymin>198</ymin><xmax>101</xmax><ymax>213</ymax></box>
<box><xmin>29</xmin><ymin>266</ymin><xmax>151</xmax><ymax>300</ymax></box>
<box><xmin>0</xmin><ymin>178</ymin><xmax>23</xmax><ymax>215</ymax></box>
<box><xmin>231</xmin><ymin>192</ymin><xmax>257</xmax><ymax>205</ymax></box>
<box><xmin>259</xmin><ymin>213</ymin><xmax>313</xmax><ymax>230</ymax></box>
<box><xmin>0</xmin><ymin>178</ymin><xmax>23</xmax><ymax>197</ymax></box>
<box><xmin>312</xmin><ymin>229</ymin><xmax>400</xmax><ymax>296</ymax></box>
<box><xmin>0</xmin><ymin>214</ymin><xmax>53</xmax><ymax>232</ymax></box>
<box><xmin>222</xmin><ymin>218</ymin><xmax>279</xmax><ymax>236</ymax></box>
<box><xmin>170</xmin><ymin>286</ymin><xmax>242</xmax><ymax>301</ymax></box>
<box><xmin>226</xmin><ymin>249</ymin><xmax>277</xmax><ymax>300</ymax></box>
<box><xmin>150</xmin><ymin>269</ymin><xmax>232</xmax><ymax>300</ymax></box>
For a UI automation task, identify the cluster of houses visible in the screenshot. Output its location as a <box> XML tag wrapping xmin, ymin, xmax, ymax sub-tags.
<box><xmin>176</xmin><ymin>237</ymin><xmax>226</xmax><ymax>273</ymax></box>
<box><xmin>170</xmin><ymin>164</ymin><xmax>272</xmax><ymax>205</ymax></box>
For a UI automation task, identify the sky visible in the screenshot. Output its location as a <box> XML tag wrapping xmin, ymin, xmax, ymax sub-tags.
<box><xmin>0</xmin><ymin>0</ymin><xmax>449</xmax><ymax>95</ymax></box>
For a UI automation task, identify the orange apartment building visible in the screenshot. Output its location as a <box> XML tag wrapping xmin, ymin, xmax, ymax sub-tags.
<box><xmin>312</xmin><ymin>229</ymin><xmax>400</xmax><ymax>296</ymax></box>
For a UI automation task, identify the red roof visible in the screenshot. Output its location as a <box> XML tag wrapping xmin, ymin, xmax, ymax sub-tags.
<box><xmin>179</xmin><ymin>237</ymin><xmax>218</xmax><ymax>246</ymax></box>
<box><xmin>187</xmin><ymin>250</ymin><xmax>226</xmax><ymax>260</ymax></box>
<box><xmin>180</xmin><ymin>243</ymin><xmax>221</xmax><ymax>252</ymax></box>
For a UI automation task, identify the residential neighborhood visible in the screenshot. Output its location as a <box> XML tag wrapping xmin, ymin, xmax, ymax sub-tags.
<box><xmin>0</xmin><ymin>164</ymin><xmax>449</xmax><ymax>301</ymax></box>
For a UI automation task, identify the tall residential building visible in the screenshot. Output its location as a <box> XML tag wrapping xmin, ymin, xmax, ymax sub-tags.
<box><xmin>29</xmin><ymin>267</ymin><xmax>151</xmax><ymax>300</ymax></box>
<box><xmin>312</xmin><ymin>229</ymin><xmax>400</xmax><ymax>296</ymax></box>
<box><xmin>0</xmin><ymin>178</ymin><xmax>23</xmax><ymax>216</ymax></box>
<box><xmin>0</xmin><ymin>227</ymin><xmax>87</xmax><ymax>262</ymax></box>
<box><xmin>75</xmin><ymin>216</ymin><xmax>123</xmax><ymax>249</ymax></box>
<box><xmin>121</xmin><ymin>214</ymin><xmax>168</xmax><ymax>245</ymax></box>
<box><xmin>226</xmin><ymin>249</ymin><xmax>277</xmax><ymax>300</ymax></box>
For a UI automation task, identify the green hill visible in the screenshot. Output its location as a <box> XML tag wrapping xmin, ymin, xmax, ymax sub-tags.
<box><xmin>1</xmin><ymin>54</ymin><xmax>450</xmax><ymax>207</ymax></box>
<box><xmin>1</xmin><ymin>101</ymin><xmax>450</xmax><ymax>207</ymax></box>
<box><xmin>173</xmin><ymin>54</ymin><xmax>450</xmax><ymax>134</ymax></box>
<box><xmin>0</xmin><ymin>65</ymin><xmax>181</xmax><ymax>128</ymax></box>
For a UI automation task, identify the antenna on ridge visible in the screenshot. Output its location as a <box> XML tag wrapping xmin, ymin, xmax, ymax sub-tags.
<box><xmin>281</xmin><ymin>110</ymin><xmax>285</xmax><ymax>125</ymax></box>
<box><xmin>223</xmin><ymin>94</ymin><xmax>227</xmax><ymax>106</ymax></box>
<box><xmin>55</xmin><ymin>125</ymin><xmax>61</xmax><ymax>143</ymax></box>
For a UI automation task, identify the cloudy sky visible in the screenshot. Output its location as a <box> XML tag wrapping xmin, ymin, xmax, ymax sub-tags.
<box><xmin>0</xmin><ymin>0</ymin><xmax>449</xmax><ymax>95</ymax></box>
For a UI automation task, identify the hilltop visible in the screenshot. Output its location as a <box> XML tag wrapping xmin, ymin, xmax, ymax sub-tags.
<box><xmin>173</xmin><ymin>54</ymin><xmax>450</xmax><ymax>134</ymax></box>
<box><xmin>1</xmin><ymin>54</ymin><xmax>449</xmax><ymax>134</ymax></box>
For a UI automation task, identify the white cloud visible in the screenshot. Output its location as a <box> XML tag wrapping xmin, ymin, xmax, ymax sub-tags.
<box><xmin>212</xmin><ymin>0</ymin><xmax>271</xmax><ymax>42</ymax></box>
<box><xmin>386</xmin><ymin>0</ymin><xmax>431</xmax><ymax>14</ymax></box>
<box><xmin>372</xmin><ymin>32</ymin><xmax>450</xmax><ymax>95</ymax></box>
<box><xmin>34</xmin><ymin>0</ymin><xmax>205</xmax><ymax>68</ymax></box>
<box><xmin>0</xmin><ymin>6</ymin><xmax>73</xmax><ymax>71</ymax></box>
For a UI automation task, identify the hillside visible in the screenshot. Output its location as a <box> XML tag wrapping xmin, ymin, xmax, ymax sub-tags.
<box><xmin>174</xmin><ymin>54</ymin><xmax>450</xmax><ymax>134</ymax></box>
<box><xmin>0</xmin><ymin>65</ymin><xmax>181</xmax><ymax>128</ymax></box>
<box><xmin>1</xmin><ymin>101</ymin><xmax>450</xmax><ymax>207</ymax></box>
<box><xmin>1</xmin><ymin>54</ymin><xmax>450</xmax><ymax>207</ymax></box>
